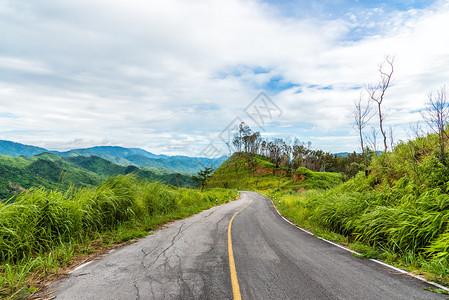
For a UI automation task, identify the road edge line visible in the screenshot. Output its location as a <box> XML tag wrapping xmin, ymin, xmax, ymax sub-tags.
<box><xmin>263</xmin><ymin>193</ymin><xmax>449</xmax><ymax>293</ymax></box>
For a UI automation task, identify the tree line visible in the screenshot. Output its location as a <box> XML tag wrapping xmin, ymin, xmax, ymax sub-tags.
<box><xmin>230</xmin><ymin>122</ymin><xmax>367</xmax><ymax>178</ymax></box>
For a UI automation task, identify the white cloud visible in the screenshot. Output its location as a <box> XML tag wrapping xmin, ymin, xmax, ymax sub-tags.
<box><xmin>0</xmin><ymin>0</ymin><xmax>448</xmax><ymax>155</ymax></box>
<box><xmin>0</xmin><ymin>57</ymin><xmax>53</xmax><ymax>74</ymax></box>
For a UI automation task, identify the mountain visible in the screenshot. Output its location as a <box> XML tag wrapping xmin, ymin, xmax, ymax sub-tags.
<box><xmin>0</xmin><ymin>140</ymin><xmax>226</xmax><ymax>174</ymax></box>
<box><xmin>0</xmin><ymin>154</ymin><xmax>100</xmax><ymax>199</ymax></box>
<box><xmin>0</xmin><ymin>140</ymin><xmax>47</xmax><ymax>157</ymax></box>
<box><xmin>0</xmin><ymin>153</ymin><xmax>195</xmax><ymax>200</ymax></box>
<box><xmin>56</xmin><ymin>146</ymin><xmax>168</xmax><ymax>160</ymax></box>
<box><xmin>124</xmin><ymin>154</ymin><xmax>228</xmax><ymax>174</ymax></box>
<box><xmin>334</xmin><ymin>151</ymin><xmax>382</xmax><ymax>157</ymax></box>
<box><xmin>334</xmin><ymin>152</ymin><xmax>352</xmax><ymax>157</ymax></box>
<box><xmin>54</xmin><ymin>149</ymin><xmax>135</xmax><ymax>165</ymax></box>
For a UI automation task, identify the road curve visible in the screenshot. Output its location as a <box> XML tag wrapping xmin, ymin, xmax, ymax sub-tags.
<box><xmin>49</xmin><ymin>191</ymin><xmax>446</xmax><ymax>299</ymax></box>
<box><xmin>232</xmin><ymin>192</ymin><xmax>446</xmax><ymax>299</ymax></box>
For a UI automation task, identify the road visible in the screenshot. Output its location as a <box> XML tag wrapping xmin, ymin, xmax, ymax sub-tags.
<box><xmin>49</xmin><ymin>191</ymin><xmax>447</xmax><ymax>299</ymax></box>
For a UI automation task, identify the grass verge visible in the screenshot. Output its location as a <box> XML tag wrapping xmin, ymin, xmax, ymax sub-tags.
<box><xmin>261</xmin><ymin>188</ymin><xmax>449</xmax><ymax>288</ymax></box>
<box><xmin>0</xmin><ymin>174</ymin><xmax>238</xmax><ymax>299</ymax></box>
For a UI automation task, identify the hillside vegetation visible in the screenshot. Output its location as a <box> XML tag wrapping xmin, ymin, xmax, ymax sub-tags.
<box><xmin>0</xmin><ymin>174</ymin><xmax>237</xmax><ymax>298</ymax></box>
<box><xmin>0</xmin><ymin>154</ymin><xmax>194</xmax><ymax>200</ymax></box>
<box><xmin>0</xmin><ymin>140</ymin><xmax>227</xmax><ymax>174</ymax></box>
<box><xmin>206</xmin><ymin>152</ymin><xmax>343</xmax><ymax>191</ymax></box>
<box><xmin>269</xmin><ymin>133</ymin><xmax>449</xmax><ymax>286</ymax></box>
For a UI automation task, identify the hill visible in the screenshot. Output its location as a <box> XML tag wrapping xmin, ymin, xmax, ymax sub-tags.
<box><xmin>0</xmin><ymin>140</ymin><xmax>226</xmax><ymax>174</ymax></box>
<box><xmin>205</xmin><ymin>152</ymin><xmax>343</xmax><ymax>191</ymax></box>
<box><xmin>62</xmin><ymin>146</ymin><xmax>168</xmax><ymax>159</ymax></box>
<box><xmin>0</xmin><ymin>140</ymin><xmax>47</xmax><ymax>157</ymax></box>
<box><xmin>0</xmin><ymin>153</ymin><xmax>194</xmax><ymax>200</ymax></box>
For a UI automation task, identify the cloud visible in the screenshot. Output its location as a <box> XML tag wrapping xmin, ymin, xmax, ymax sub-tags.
<box><xmin>0</xmin><ymin>0</ymin><xmax>448</xmax><ymax>155</ymax></box>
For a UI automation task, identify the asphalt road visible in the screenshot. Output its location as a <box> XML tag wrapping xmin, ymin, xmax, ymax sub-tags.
<box><xmin>49</xmin><ymin>191</ymin><xmax>447</xmax><ymax>299</ymax></box>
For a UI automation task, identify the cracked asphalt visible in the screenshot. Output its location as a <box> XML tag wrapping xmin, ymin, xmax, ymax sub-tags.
<box><xmin>49</xmin><ymin>191</ymin><xmax>447</xmax><ymax>299</ymax></box>
<box><xmin>49</xmin><ymin>193</ymin><xmax>246</xmax><ymax>300</ymax></box>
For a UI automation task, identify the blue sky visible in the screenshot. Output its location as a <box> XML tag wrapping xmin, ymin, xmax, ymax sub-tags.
<box><xmin>0</xmin><ymin>0</ymin><xmax>448</xmax><ymax>156</ymax></box>
<box><xmin>266</xmin><ymin>0</ymin><xmax>435</xmax><ymax>15</ymax></box>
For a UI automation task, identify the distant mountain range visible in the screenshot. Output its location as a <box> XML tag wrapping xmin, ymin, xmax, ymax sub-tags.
<box><xmin>334</xmin><ymin>151</ymin><xmax>381</xmax><ymax>157</ymax></box>
<box><xmin>0</xmin><ymin>152</ymin><xmax>196</xmax><ymax>200</ymax></box>
<box><xmin>0</xmin><ymin>140</ymin><xmax>227</xmax><ymax>174</ymax></box>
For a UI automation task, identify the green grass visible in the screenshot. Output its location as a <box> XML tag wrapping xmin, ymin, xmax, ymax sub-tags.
<box><xmin>0</xmin><ymin>174</ymin><xmax>238</xmax><ymax>299</ymax></box>
<box><xmin>265</xmin><ymin>173</ymin><xmax>449</xmax><ymax>286</ymax></box>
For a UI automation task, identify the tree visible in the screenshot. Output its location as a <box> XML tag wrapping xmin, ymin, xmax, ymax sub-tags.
<box><xmin>192</xmin><ymin>167</ymin><xmax>213</xmax><ymax>192</ymax></box>
<box><xmin>367</xmin><ymin>56</ymin><xmax>394</xmax><ymax>153</ymax></box>
<box><xmin>388</xmin><ymin>125</ymin><xmax>395</xmax><ymax>152</ymax></box>
<box><xmin>353</xmin><ymin>93</ymin><xmax>372</xmax><ymax>165</ymax></box>
<box><xmin>239</xmin><ymin>122</ymin><xmax>252</xmax><ymax>152</ymax></box>
<box><xmin>232</xmin><ymin>132</ymin><xmax>242</xmax><ymax>153</ymax></box>
<box><xmin>233</xmin><ymin>122</ymin><xmax>258</xmax><ymax>153</ymax></box>
<box><xmin>422</xmin><ymin>86</ymin><xmax>449</xmax><ymax>165</ymax></box>
<box><xmin>367</xmin><ymin>126</ymin><xmax>378</xmax><ymax>153</ymax></box>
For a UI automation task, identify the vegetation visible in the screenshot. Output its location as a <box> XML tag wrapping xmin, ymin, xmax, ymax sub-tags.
<box><xmin>229</xmin><ymin>122</ymin><xmax>368</xmax><ymax>179</ymax></box>
<box><xmin>207</xmin><ymin>80</ymin><xmax>449</xmax><ymax>288</ymax></box>
<box><xmin>0</xmin><ymin>154</ymin><xmax>195</xmax><ymax>200</ymax></box>
<box><xmin>0</xmin><ymin>174</ymin><xmax>238</xmax><ymax>298</ymax></box>
<box><xmin>208</xmin><ymin>93</ymin><xmax>449</xmax><ymax>285</ymax></box>
<box><xmin>0</xmin><ymin>140</ymin><xmax>227</xmax><ymax>174</ymax></box>
<box><xmin>206</xmin><ymin>152</ymin><xmax>343</xmax><ymax>191</ymax></box>
<box><xmin>267</xmin><ymin>132</ymin><xmax>449</xmax><ymax>286</ymax></box>
<box><xmin>192</xmin><ymin>167</ymin><xmax>214</xmax><ymax>191</ymax></box>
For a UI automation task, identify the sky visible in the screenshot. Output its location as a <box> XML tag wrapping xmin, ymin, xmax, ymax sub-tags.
<box><xmin>1</xmin><ymin>0</ymin><xmax>449</xmax><ymax>157</ymax></box>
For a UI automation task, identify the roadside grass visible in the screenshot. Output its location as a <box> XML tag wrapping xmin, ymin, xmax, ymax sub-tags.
<box><xmin>0</xmin><ymin>174</ymin><xmax>238</xmax><ymax>299</ymax></box>
<box><xmin>264</xmin><ymin>184</ymin><xmax>449</xmax><ymax>288</ymax></box>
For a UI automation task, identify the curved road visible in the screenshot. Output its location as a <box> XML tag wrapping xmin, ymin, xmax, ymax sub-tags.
<box><xmin>49</xmin><ymin>191</ymin><xmax>446</xmax><ymax>299</ymax></box>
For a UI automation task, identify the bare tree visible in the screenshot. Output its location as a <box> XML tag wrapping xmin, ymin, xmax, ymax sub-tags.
<box><xmin>407</xmin><ymin>122</ymin><xmax>425</xmax><ymax>139</ymax></box>
<box><xmin>367</xmin><ymin>126</ymin><xmax>378</xmax><ymax>153</ymax></box>
<box><xmin>389</xmin><ymin>125</ymin><xmax>395</xmax><ymax>151</ymax></box>
<box><xmin>421</xmin><ymin>86</ymin><xmax>449</xmax><ymax>165</ymax></box>
<box><xmin>353</xmin><ymin>93</ymin><xmax>372</xmax><ymax>165</ymax></box>
<box><xmin>367</xmin><ymin>56</ymin><xmax>394</xmax><ymax>153</ymax></box>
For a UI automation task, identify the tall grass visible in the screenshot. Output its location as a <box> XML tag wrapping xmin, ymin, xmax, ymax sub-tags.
<box><xmin>266</xmin><ymin>136</ymin><xmax>449</xmax><ymax>285</ymax></box>
<box><xmin>0</xmin><ymin>174</ymin><xmax>238</xmax><ymax>298</ymax></box>
<box><xmin>269</xmin><ymin>169</ymin><xmax>449</xmax><ymax>285</ymax></box>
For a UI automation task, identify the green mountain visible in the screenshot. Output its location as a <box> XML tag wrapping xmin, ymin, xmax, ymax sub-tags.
<box><xmin>0</xmin><ymin>153</ymin><xmax>194</xmax><ymax>200</ymax></box>
<box><xmin>0</xmin><ymin>140</ymin><xmax>226</xmax><ymax>174</ymax></box>
<box><xmin>56</xmin><ymin>148</ymin><xmax>226</xmax><ymax>173</ymax></box>
<box><xmin>124</xmin><ymin>154</ymin><xmax>227</xmax><ymax>174</ymax></box>
<box><xmin>0</xmin><ymin>154</ymin><xmax>99</xmax><ymax>199</ymax></box>
<box><xmin>64</xmin><ymin>146</ymin><xmax>167</xmax><ymax>159</ymax></box>
<box><xmin>0</xmin><ymin>140</ymin><xmax>47</xmax><ymax>157</ymax></box>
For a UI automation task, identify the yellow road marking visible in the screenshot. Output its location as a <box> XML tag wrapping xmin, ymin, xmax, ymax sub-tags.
<box><xmin>228</xmin><ymin>197</ymin><xmax>253</xmax><ymax>300</ymax></box>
